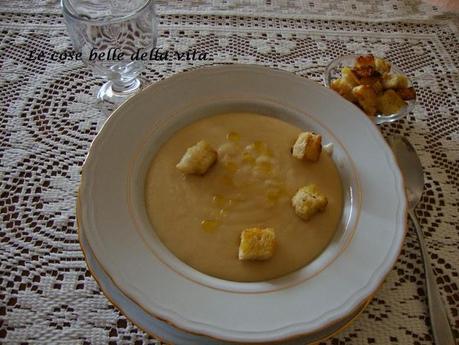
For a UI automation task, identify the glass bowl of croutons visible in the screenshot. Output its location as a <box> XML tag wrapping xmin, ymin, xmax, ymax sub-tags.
<box><xmin>324</xmin><ymin>54</ymin><xmax>416</xmax><ymax>124</ymax></box>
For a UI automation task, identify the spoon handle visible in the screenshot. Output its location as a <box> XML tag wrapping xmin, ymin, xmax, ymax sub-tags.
<box><xmin>409</xmin><ymin>210</ymin><xmax>456</xmax><ymax>345</ymax></box>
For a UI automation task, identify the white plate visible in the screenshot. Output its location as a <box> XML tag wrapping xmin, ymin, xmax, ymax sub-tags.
<box><xmin>78</xmin><ymin>228</ymin><xmax>371</xmax><ymax>344</ymax></box>
<box><xmin>78</xmin><ymin>64</ymin><xmax>406</xmax><ymax>343</ymax></box>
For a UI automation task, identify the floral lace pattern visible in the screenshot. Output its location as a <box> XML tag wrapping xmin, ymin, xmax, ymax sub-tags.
<box><xmin>0</xmin><ymin>1</ymin><xmax>458</xmax><ymax>344</ymax></box>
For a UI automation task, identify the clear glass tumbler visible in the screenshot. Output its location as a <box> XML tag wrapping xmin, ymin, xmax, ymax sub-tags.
<box><xmin>62</xmin><ymin>0</ymin><xmax>157</xmax><ymax>105</ymax></box>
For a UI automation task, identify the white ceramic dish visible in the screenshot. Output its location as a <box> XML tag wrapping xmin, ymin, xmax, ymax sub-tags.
<box><xmin>78</xmin><ymin>64</ymin><xmax>406</xmax><ymax>343</ymax></box>
<box><xmin>78</xmin><ymin>228</ymin><xmax>371</xmax><ymax>344</ymax></box>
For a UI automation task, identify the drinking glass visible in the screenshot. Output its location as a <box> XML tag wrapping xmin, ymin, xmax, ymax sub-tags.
<box><xmin>62</xmin><ymin>0</ymin><xmax>157</xmax><ymax>105</ymax></box>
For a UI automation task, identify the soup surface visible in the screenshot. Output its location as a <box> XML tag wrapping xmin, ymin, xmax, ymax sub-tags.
<box><xmin>145</xmin><ymin>113</ymin><xmax>343</xmax><ymax>282</ymax></box>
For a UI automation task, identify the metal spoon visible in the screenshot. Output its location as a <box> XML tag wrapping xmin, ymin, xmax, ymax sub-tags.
<box><xmin>389</xmin><ymin>136</ymin><xmax>456</xmax><ymax>345</ymax></box>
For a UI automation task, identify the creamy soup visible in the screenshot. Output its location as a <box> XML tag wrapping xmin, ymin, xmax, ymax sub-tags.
<box><xmin>145</xmin><ymin>113</ymin><xmax>343</xmax><ymax>282</ymax></box>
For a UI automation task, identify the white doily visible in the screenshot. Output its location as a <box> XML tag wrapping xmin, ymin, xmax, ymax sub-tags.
<box><xmin>0</xmin><ymin>1</ymin><xmax>458</xmax><ymax>344</ymax></box>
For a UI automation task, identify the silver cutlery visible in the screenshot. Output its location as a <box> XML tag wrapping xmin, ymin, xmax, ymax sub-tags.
<box><xmin>389</xmin><ymin>136</ymin><xmax>456</xmax><ymax>345</ymax></box>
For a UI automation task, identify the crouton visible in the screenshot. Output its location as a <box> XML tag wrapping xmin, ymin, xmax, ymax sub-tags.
<box><xmin>331</xmin><ymin>78</ymin><xmax>357</xmax><ymax>102</ymax></box>
<box><xmin>355</xmin><ymin>54</ymin><xmax>376</xmax><ymax>69</ymax></box>
<box><xmin>382</xmin><ymin>74</ymin><xmax>409</xmax><ymax>89</ymax></box>
<box><xmin>352</xmin><ymin>85</ymin><xmax>377</xmax><ymax>116</ymax></box>
<box><xmin>341</xmin><ymin>67</ymin><xmax>360</xmax><ymax>86</ymax></box>
<box><xmin>353</xmin><ymin>66</ymin><xmax>375</xmax><ymax>78</ymax></box>
<box><xmin>292</xmin><ymin>132</ymin><xmax>322</xmax><ymax>162</ymax></box>
<box><xmin>376</xmin><ymin>89</ymin><xmax>407</xmax><ymax>115</ymax></box>
<box><xmin>353</xmin><ymin>54</ymin><xmax>376</xmax><ymax>78</ymax></box>
<box><xmin>239</xmin><ymin>227</ymin><xmax>276</xmax><ymax>261</ymax></box>
<box><xmin>358</xmin><ymin>76</ymin><xmax>384</xmax><ymax>94</ymax></box>
<box><xmin>375</xmin><ymin>57</ymin><xmax>391</xmax><ymax>74</ymax></box>
<box><xmin>176</xmin><ymin>140</ymin><xmax>217</xmax><ymax>175</ymax></box>
<box><xmin>291</xmin><ymin>185</ymin><xmax>328</xmax><ymax>221</ymax></box>
<box><xmin>396</xmin><ymin>87</ymin><xmax>416</xmax><ymax>100</ymax></box>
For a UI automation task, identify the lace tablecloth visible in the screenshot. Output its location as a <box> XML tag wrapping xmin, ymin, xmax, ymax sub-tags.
<box><xmin>1</xmin><ymin>1</ymin><xmax>458</xmax><ymax>344</ymax></box>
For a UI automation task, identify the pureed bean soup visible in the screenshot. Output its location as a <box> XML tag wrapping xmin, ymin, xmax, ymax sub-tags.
<box><xmin>145</xmin><ymin>113</ymin><xmax>343</xmax><ymax>282</ymax></box>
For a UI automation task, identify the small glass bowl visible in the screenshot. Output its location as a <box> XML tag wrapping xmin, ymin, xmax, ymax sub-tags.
<box><xmin>323</xmin><ymin>54</ymin><xmax>416</xmax><ymax>125</ymax></box>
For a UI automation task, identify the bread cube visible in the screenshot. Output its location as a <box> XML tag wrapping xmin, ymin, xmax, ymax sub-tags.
<box><xmin>376</xmin><ymin>89</ymin><xmax>407</xmax><ymax>115</ymax></box>
<box><xmin>331</xmin><ymin>78</ymin><xmax>357</xmax><ymax>102</ymax></box>
<box><xmin>341</xmin><ymin>67</ymin><xmax>360</xmax><ymax>87</ymax></box>
<box><xmin>372</xmin><ymin>80</ymin><xmax>384</xmax><ymax>94</ymax></box>
<box><xmin>353</xmin><ymin>66</ymin><xmax>375</xmax><ymax>78</ymax></box>
<box><xmin>353</xmin><ymin>54</ymin><xmax>376</xmax><ymax>78</ymax></box>
<box><xmin>382</xmin><ymin>73</ymin><xmax>409</xmax><ymax>89</ymax></box>
<box><xmin>352</xmin><ymin>85</ymin><xmax>377</xmax><ymax>116</ymax></box>
<box><xmin>291</xmin><ymin>185</ymin><xmax>328</xmax><ymax>221</ymax></box>
<box><xmin>355</xmin><ymin>54</ymin><xmax>376</xmax><ymax>69</ymax></box>
<box><xmin>397</xmin><ymin>87</ymin><xmax>416</xmax><ymax>100</ymax></box>
<box><xmin>375</xmin><ymin>57</ymin><xmax>391</xmax><ymax>74</ymax></box>
<box><xmin>358</xmin><ymin>76</ymin><xmax>384</xmax><ymax>94</ymax></box>
<box><xmin>176</xmin><ymin>140</ymin><xmax>217</xmax><ymax>175</ymax></box>
<box><xmin>292</xmin><ymin>132</ymin><xmax>322</xmax><ymax>162</ymax></box>
<box><xmin>239</xmin><ymin>227</ymin><xmax>276</xmax><ymax>261</ymax></box>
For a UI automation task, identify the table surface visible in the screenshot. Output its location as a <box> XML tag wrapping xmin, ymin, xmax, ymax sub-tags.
<box><xmin>1</xmin><ymin>1</ymin><xmax>458</xmax><ymax>344</ymax></box>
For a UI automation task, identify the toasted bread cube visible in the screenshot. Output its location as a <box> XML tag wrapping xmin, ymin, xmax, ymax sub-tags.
<box><xmin>397</xmin><ymin>87</ymin><xmax>416</xmax><ymax>100</ymax></box>
<box><xmin>341</xmin><ymin>67</ymin><xmax>360</xmax><ymax>87</ymax></box>
<box><xmin>358</xmin><ymin>76</ymin><xmax>384</xmax><ymax>94</ymax></box>
<box><xmin>376</xmin><ymin>89</ymin><xmax>407</xmax><ymax>115</ymax></box>
<box><xmin>355</xmin><ymin>54</ymin><xmax>376</xmax><ymax>69</ymax></box>
<box><xmin>176</xmin><ymin>140</ymin><xmax>217</xmax><ymax>175</ymax></box>
<box><xmin>353</xmin><ymin>66</ymin><xmax>375</xmax><ymax>78</ymax></box>
<box><xmin>372</xmin><ymin>80</ymin><xmax>384</xmax><ymax>94</ymax></box>
<box><xmin>292</xmin><ymin>132</ymin><xmax>322</xmax><ymax>162</ymax></box>
<box><xmin>382</xmin><ymin>73</ymin><xmax>409</xmax><ymax>89</ymax></box>
<box><xmin>353</xmin><ymin>54</ymin><xmax>376</xmax><ymax>78</ymax></box>
<box><xmin>239</xmin><ymin>227</ymin><xmax>276</xmax><ymax>261</ymax></box>
<box><xmin>331</xmin><ymin>78</ymin><xmax>357</xmax><ymax>102</ymax></box>
<box><xmin>375</xmin><ymin>57</ymin><xmax>391</xmax><ymax>74</ymax></box>
<box><xmin>291</xmin><ymin>185</ymin><xmax>328</xmax><ymax>221</ymax></box>
<box><xmin>352</xmin><ymin>85</ymin><xmax>377</xmax><ymax>116</ymax></box>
